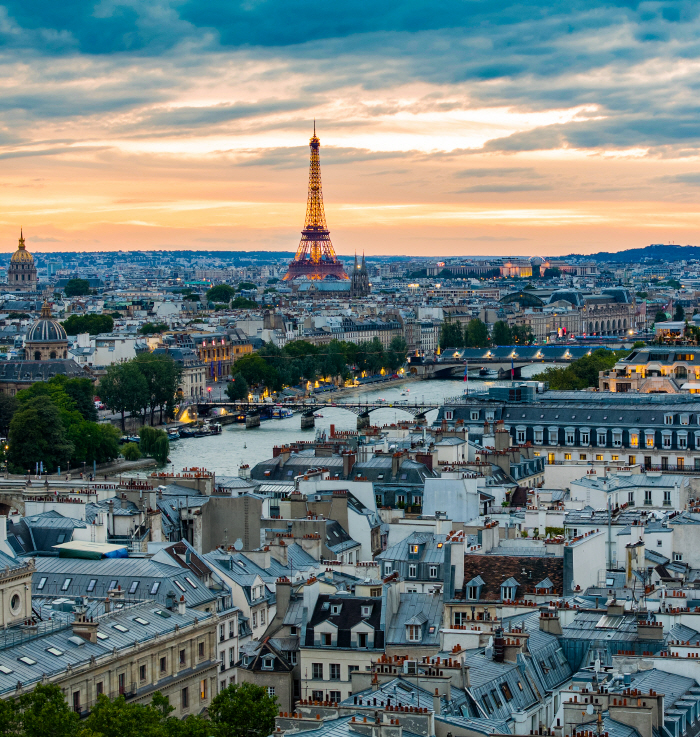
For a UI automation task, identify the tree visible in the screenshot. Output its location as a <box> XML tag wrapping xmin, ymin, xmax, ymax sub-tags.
<box><xmin>465</xmin><ymin>318</ymin><xmax>489</xmax><ymax>348</ymax></box>
<box><xmin>511</xmin><ymin>324</ymin><xmax>535</xmax><ymax>345</ymax></box>
<box><xmin>542</xmin><ymin>267</ymin><xmax>561</xmax><ymax>279</ymax></box>
<box><xmin>226</xmin><ymin>372</ymin><xmax>249</xmax><ymax>401</ymax></box>
<box><xmin>386</xmin><ymin>336</ymin><xmax>408</xmax><ymax>372</ymax></box>
<box><xmin>134</xmin><ymin>354</ymin><xmax>181</xmax><ymax>425</ymax></box>
<box><xmin>532</xmin><ymin>348</ymin><xmax>628</xmax><ymax>390</ymax></box>
<box><xmin>63</xmin><ymin>278</ymin><xmax>91</xmax><ymax>297</ymax></box>
<box><xmin>439</xmin><ymin>321</ymin><xmax>464</xmax><ymax>349</ymax></box>
<box><xmin>62</xmin><ymin>376</ymin><xmax>98</xmax><ymax>421</ymax></box>
<box><xmin>654</xmin><ymin>310</ymin><xmax>668</xmax><ymax>323</ymax></box>
<box><xmin>62</xmin><ymin>314</ymin><xmax>114</xmax><ymax>335</ymax></box>
<box><xmin>674</xmin><ymin>302</ymin><xmax>685</xmax><ymax>321</ymax></box>
<box><xmin>122</xmin><ymin>442</ymin><xmax>141</xmax><ymax>461</ymax></box>
<box><xmin>98</xmin><ymin>363</ymin><xmax>149</xmax><ymax>433</ymax></box>
<box><xmin>492</xmin><ymin>321</ymin><xmax>512</xmax><ymax>346</ymax></box>
<box><xmin>0</xmin><ymin>393</ymin><xmax>17</xmax><ymax>436</ymax></box>
<box><xmin>139</xmin><ymin>426</ymin><xmax>170</xmax><ymax>464</ymax></box>
<box><xmin>209</xmin><ymin>683</ymin><xmax>278</xmax><ymax>737</ymax></box>
<box><xmin>206</xmin><ymin>284</ymin><xmax>236</xmax><ymax>303</ymax></box>
<box><xmin>139</xmin><ymin>322</ymin><xmax>169</xmax><ymax>335</ymax></box>
<box><xmin>0</xmin><ymin>697</ymin><xmax>20</xmax><ymax>736</ymax></box>
<box><xmin>231</xmin><ymin>296</ymin><xmax>257</xmax><ymax>309</ymax></box>
<box><xmin>8</xmin><ymin>397</ymin><xmax>74</xmax><ymax>473</ymax></box>
<box><xmin>237</xmin><ymin>281</ymin><xmax>257</xmax><ymax>291</ymax></box>
<box><xmin>19</xmin><ymin>683</ymin><xmax>79</xmax><ymax>737</ymax></box>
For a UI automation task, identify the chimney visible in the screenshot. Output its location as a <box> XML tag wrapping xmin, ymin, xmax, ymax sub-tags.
<box><xmin>72</xmin><ymin>609</ymin><xmax>99</xmax><ymax>644</ymax></box>
<box><xmin>342</xmin><ymin>451</ymin><xmax>356</xmax><ymax>478</ymax></box>
<box><xmin>432</xmin><ymin>688</ymin><xmax>441</xmax><ymax>714</ymax></box>
<box><xmin>178</xmin><ymin>595</ymin><xmax>187</xmax><ymax>615</ymax></box>
<box><xmin>279</xmin><ymin>446</ymin><xmax>291</xmax><ymax>466</ymax></box>
<box><xmin>636</xmin><ymin>617</ymin><xmax>664</xmax><ymax>641</ymax></box>
<box><xmin>539</xmin><ymin>608</ymin><xmax>563</xmax><ymax>636</ymax></box>
<box><xmin>493</xmin><ymin>626</ymin><xmax>505</xmax><ymax>663</ymax></box>
<box><xmin>104</xmin><ymin>597</ymin><xmax>111</xmax><ymax>614</ymax></box>
<box><xmin>392</xmin><ymin>452</ymin><xmax>402</xmax><ymax>479</ymax></box>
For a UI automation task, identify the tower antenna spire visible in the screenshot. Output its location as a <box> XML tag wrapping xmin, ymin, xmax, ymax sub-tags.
<box><xmin>283</xmin><ymin>128</ymin><xmax>348</xmax><ymax>282</ymax></box>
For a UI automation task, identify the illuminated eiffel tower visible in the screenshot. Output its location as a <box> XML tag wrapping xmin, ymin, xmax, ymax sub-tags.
<box><xmin>283</xmin><ymin>125</ymin><xmax>348</xmax><ymax>281</ymax></box>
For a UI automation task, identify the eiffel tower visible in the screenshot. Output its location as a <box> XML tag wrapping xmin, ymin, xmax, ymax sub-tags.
<box><xmin>283</xmin><ymin>125</ymin><xmax>348</xmax><ymax>281</ymax></box>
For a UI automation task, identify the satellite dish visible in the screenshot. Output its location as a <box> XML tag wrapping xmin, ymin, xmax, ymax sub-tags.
<box><xmin>233</xmin><ymin>538</ymin><xmax>243</xmax><ymax>551</ymax></box>
<box><xmin>586</xmin><ymin>705</ymin><xmax>594</xmax><ymax>715</ymax></box>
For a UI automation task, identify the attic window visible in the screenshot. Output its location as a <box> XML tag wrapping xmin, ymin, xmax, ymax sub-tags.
<box><xmin>154</xmin><ymin>609</ymin><xmax>171</xmax><ymax>618</ymax></box>
<box><xmin>377</xmin><ymin>474</ymin><xmax>384</xmax><ymax>480</ymax></box>
<box><xmin>262</xmin><ymin>657</ymin><xmax>274</xmax><ymax>670</ymax></box>
<box><xmin>185</xmin><ymin>577</ymin><xmax>197</xmax><ymax>589</ymax></box>
<box><xmin>174</xmin><ymin>580</ymin><xmax>186</xmax><ymax>592</ymax></box>
<box><xmin>61</xmin><ymin>578</ymin><xmax>72</xmax><ymax>591</ymax></box>
<box><xmin>129</xmin><ymin>581</ymin><xmax>139</xmax><ymax>594</ymax></box>
<box><xmin>150</xmin><ymin>582</ymin><xmax>160</xmax><ymax>595</ymax></box>
<box><xmin>87</xmin><ymin>579</ymin><xmax>97</xmax><ymax>593</ymax></box>
<box><xmin>406</xmin><ymin>625</ymin><xmax>421</xmax><ymax>642</ymax></box>
<box><xmin>400</xmin><ymin>474</ymin><xmax>407</xmax><ymax>480</ymax></box>
<box><xmin>331</xmin><ymin>604</ymin><xmax>342</xmax><ymax>615</ymax></box>
<box><xmin>56</xmin><ymin>534</ymin><xmax>66</xmax><ymax>544</ymax></box>
<box><xmin>108</xmin><ymin>580</ymin><xmax>117</xmax><ymax>590</ymax></box>
<box><xmin>37</xmin><ymin>577</ymin><xmax>47</xmax><ymax>590</ymax></box>
<box><xmin>361</xmin><ymin>605</ymin><xmax>371</xmax><ymax>617</ymax></box>
<box><xmin>410</xmin><ymin>545</ymin><xmax>419</xmax><ymax>554</ymax></box>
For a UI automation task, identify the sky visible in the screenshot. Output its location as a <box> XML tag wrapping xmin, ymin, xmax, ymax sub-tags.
<box><xmin>1</xmin><ymin>1</ymin><xmax>700</xmax><ymax>257</ymax></box>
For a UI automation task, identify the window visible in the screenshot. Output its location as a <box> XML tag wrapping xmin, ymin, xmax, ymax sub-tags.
<box><xmin>517</xmin><ymin>428</ymin><xmax>526</xmax><ymax>443</ymax></box>
<box><xmin>454</xmin><ymin>611</ymin><xmax>467</xmax><ymax>626</ymax></box>
<box><xmin>330</xmin><ymin>663</ymin><xmax>341</xmax><ymax>680</ymax></box>
<box><xmin>73</xmin><ymin>691</ymin><xmax>81</xmax><ymax>713</ymax></box>
<box><xmin>564</xmin><ymin>453</ymin><xmax>571</xmax><ymax>461</ymax></box>
<box><xmin>37</xmin><ymin>577</ymin><xmax>46</xmax><ymax>590</ymax></box>
<box><xmin>312</xmin><ymin>663</ymin><xmax>323</xmax><ymax>680</ymax></box>
<box><xmin>597</xmin><ymin>432</ymin><xmax>607</xmax><ymax>446</ymax></box>
<box><xmin>329</xmin><ymin>691</ymin><xmax>341</xmax><ymax>703</ymax></box>
<box><xmin>470</xmin><ymin>411</ymin><xmax>479</xmax><ymax>421</ymax></box>
<box><xmin>267</xmin><ymin>686</ymin><xmax>276</xmax><ymax>698</ymax></box>
<box><xmin>370</xmin><ymin>587</ymin><xmax>381</xmax><ymax>597</ymax></box>
<box><xmin>646</xmin><ymin>433</ymin><xmax>655</xmax><ymax>448</ymax></box>
<box><xmin>288</xmin><ymin>651</ymin><xmax>298</xmax><ymax>665</ymax></box>
<box><xmin>664</xmin><ymin>490</ymin><xmax>671</xmax><ymax>505</ymax></box>
<box><xmin>580</xmin><ymin>431</ymin><xmax>589</xmax><ymax>445</ymax></box>
<box><xmin>565</xmin><ymin>430</ymin><xmax>574</xmax><ymax>445</ymax></box>
<box><xmin>384</xmin><ymin>562</ymin><xmax>393</xmax><ymax>575</ymax></box>
<box><xmin>200</xmin><ymin>679</ymin><xmax>208</xmax><ymax>700</ymax></box>
<box><xmin>108</xmin><ymin>580</ymin><xmax>117</xmax><ymax>590</ymax></box>
<box><xmin>252</xmin><ymin>612</ymin><xmax>257</xmax><ymax>628</ymax></box>
<box><xmin>46</xmin><ymin>647</ymin><xmax>63</xmax><ymax>656</ymax></box>
<box><xmin>312</xmin><ymin>690</ymin><xmax>324</xmax><ymax>701</ymax></box>
<box><xmin>139</xmin><ymin>664</ymin><xmax>147</xmax><ymax>681</ymax></box>
<box><xmin>445</xmin><ymin>410</ymin><xmax>453</xmax><ymax>421</ymax></box>
<box><xmin>579</xmin><ymin>454</ymin><xmax>587</xmax><ymax>461</ymax></box>
<box><xmin>612</xmin><ymin>431</ymin><xmax>622</xmax><ymax>448</ymax></box>
<box><xmin>406</xmin><ymin>625</ymin><xmax>422</xmax><ymax>642</ymax></box>
<box><xmin>18</xmin><ymin>656</ymin><xmax>36</xmax><ymax>665</ymax></box>
<box><xmin>179</xmin><ymin>649</ymin><xmax>186</xmax><ymax>666</ymax></box>
<box><xmin>331</xmin><ymin>604</ymin><xmax>342</xmax><ymax>615</ymax></box>
<box><xmin>198</xmin><ymin>642</ymin><xmax>205</xmax><ymax>658</ymax></box>
<box><xmin>491</xmin><ymin>689</ymin><xmax>502</xmax><ymax>707</ymax></box>
<box><xmin>61</xmin><ymin>578</ymin><xmax>72</xmax><ymax>591</ymax></box>
<box><xmin>644</xmin><ymin>490</ymin><xmax>652</xmax><ymax>505</ymax></box>
<box><xmin>482</xmin><ymin>695</ymin><xmax>493</xmax><ymax>714</ymax></box>
<box><xmin>322</xmin><ymin>633</ymin><xmax>332</xmax><ymax>646</ymax></box>
<box><xmin>185</xmin><ymin>577</ymin><xmax>198</xmax><ymax>589</ymax></box>
<box><xmin>160</xmin><ymin>657</ymin><xmax>167</xmax><ymax>673</ymax></box>
<box><xmin>113</xmin><ymin>624</ymin><xmax>128</xmax><ymax>633</ymax></box>
<box><xmin>96</xmin><ymin>682</ymin><xmax>103</xmax><ymax>695</ymax></box>
<box><xmin>181</xmin><ymin>687</ymin><xmax>189</xmax><ymax>709</ymax></box>
<box><xmin>679</xmin><ymin>436</ymin><xmax>688</xmax><ymax>449</ymax></box>
<box><xmin>229</xmin><ymin>647</ymin><xmax>235</xmax><ymax>666</ymax></box>
<box><xmin>630</xmin><ymin>434</ymin><xmax>639</xmax><ymax>448</ymax></box>
<box><xmin>468</xmin><ymin>586</ymin><xmax>479</xmax><ymax>600</ymax></box>
<box><xmin>501</xmin><ymin>587</ymin><xmax>515</xmax><ymax>601</ymax></box>
<box><xmin>129</xmin><ymin>581</ymin><xmax>139</xmax><ymax>595</ymax></box>
<box><xmin>657</xmin><ymin>539</ymin><xmax>663</xmax><ymax>547</ymax></box>
<box><xmin>596</xmin><ymin>455</ymin><xmax>603</xmax><ymax>461</ymax></box>
<box><xmin>674</xmin><ymin>553</ymin><xmax>683</xmax><ymax>562</ymax></box>
<box><xmin>174</xmin><ymin>580</ymin><xmax>186</xmax><ymax>592</ymax></box>
<box><xmin>96</xmin><ymin>632</ymin><xmax>108</xmax><ymax>641</ymax></box>
<box><xmin>0</xmin><ymin>666</ymin><xmax>12</xmax><ymax>675</ymax></box>
<box><xmin>87</xmin><ymin>579</ymin><xmax>97</xmax><ymax>593</ymax></box>
<box><xmin>408</xmin><ymin>564</ymin><xmax>417</xmax><ymax>578</ymax></box>
<box><xmin>260</xmin><ymin>610</ymin><xmax>265</xmax><ymax>625</ymax></box>
<box><xmin>501</xmin><ymin>683</ymin><xmax>513</xmax><ymax>701</ymax></box>
<box><xmin>429</xmin><ymin>566</ymin><xmax>438</xmax><ymax>578</ymax></box>
<box><xmin>358</xmin><ymin>633</ymin><xmax>368</xmax><ymax>648</ymax></box>
<box><xmin>665</xmin><ymin>414</ymin><xmax>673</xmax><ymax>425</ymax></box>
<box><xmin>612</xmin><ymin>455</ymin><xmax>619</xmax><ymax>461</ymax></box>
<box><xmin>629</xmin><ymin>456</ymin><xmax>636</xmax><ymax>465</ymax></box>
<box><xmin>361</xmin><ymin>605</ymin><xmax>371</xmax><ymax>617</ymax></box>
<box><xmin>348</xmin><ymin>665</ymin><xmax>359</xmax><ymax>674</ymax></box>
<box><xmin>628</xmin><ymin>491</ymin><xmax>634</xmax><ymax>504</ymax></box>
<box><xmin>150</xmin><ymin>582</ymin><xmax>160</xmax><ymax>595</ymax></box>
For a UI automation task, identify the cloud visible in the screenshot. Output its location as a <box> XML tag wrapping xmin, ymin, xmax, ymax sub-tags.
<box><xmin>456</xmin><ymin>183</ymin><xmax>552</xmax><ymax>193</ymax></box>
<box><xmin>456</xmin><ymin>167</ymin><xmax>543</xmax><ymax>178</ymax></box>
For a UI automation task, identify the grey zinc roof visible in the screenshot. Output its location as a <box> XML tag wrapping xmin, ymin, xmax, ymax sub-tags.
<box><xmin>32</xmin><ymin>556</ymin><xmax>218</xmax><ymax>608</ymax></box>
<box><xmin>621</xmin><ymin>669</ymin><xmax>696</xmax><ymax>708</ymax></box>
<box><xmin>435</xmin><ymin>716</ymin><xmax>511</xmax><ymax>736</ymax></box>
<box><xmin>385</xmin><ymin>593</ymin><xmax>443</xmax><ymax>646</ymax></box>
<box><xmin>282</xmin><ymin>715</ymin><xmax>421</xmax><ymax>737</ymax></box>
<box><xmin>0</xmin><ymin>600</ymin><xmax>213</xmax><ymax>696</ymax></box>
<box><xmin>375</xmin><ymin>532</ymin><xmax>447</xmax><ymax>565</ymax></box>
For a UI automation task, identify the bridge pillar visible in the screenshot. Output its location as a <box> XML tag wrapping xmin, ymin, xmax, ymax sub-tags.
<box><xmin>301</xmin><ymin>411</ymin><xmax>315</xmax><ymax>430</ymax></box>
<box><xmin>357</xmin><ymin>412</ymin><xmax>371</xmax><ymax>430</ymax></box>
<box><xmin>245</xmin><ymin>412</ymin><xmax>260</xmax><ymax>429</ymax></box>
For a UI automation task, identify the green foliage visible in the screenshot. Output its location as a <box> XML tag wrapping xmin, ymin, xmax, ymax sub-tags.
<box><xmin>61</xmin><ymin>314</ymin><xmax>114</xmax><ymax>336</ymax></box>
<box><xmin>139</xmin><ymin>427</ymin><xmax>170</xmax><ymax>464</ymax></box>
<box><xmin>636</xmin><ymin>291</ymin><xmax>648</xmax><ymax>298</ymax></box>
<box><xmin>542</xmin><ymin>267</ymin><xmax>561</xmax><ymax>279</ymax></box>
<box><xmin>674</xmin><ymin>302</ymin><xmax>685</xmax><ymax>321</ymax></box>
<box><xmin>64</xmin><ymin>278</ymin><xmax>91</xmax><ymax>297</ymax></box>
<box><xmin>209</xmin><ymin>684</ymin><xmax>278</xmax><ymax>737</ymax></box>
<box><xmin>531</xmin><ymin>347</ymin><xmax>628</xmax><ymax>390</ymax></box>
<box><xmin>226</xmin><ymin>372</ymin><xmax>249</xmax><ymax>401</ymax></box>
<box><xmin>511</xmin><ymin>324</ymin><xmax>535</xmax><ymax>345</ymax></box>
<box><xmin>439</xmin><ymin>321</ymin><xmax>464</xmax><ymax>349</ymax></box>
<box><xmin>231</xmin><ymin>296</ymin><xmax>257</xmax><ymax>309</ymax></box>
<box><xmin>0</xmin><ymin>393</ymin><xmax>17</xmax><ymax>435</ymax></box>
<box><xmin>19</xmin><ymin>684</ymin><xmax>79</xmax><ymax>737</ymax></box>
<box><xmin>98</xmin><ymin>362</ymin><xmax>149</xmax><ymax>432</ymax></box>
<box><xmin>139</xmin><ymin>322</ymin><xmax>169</xmax><ymax>335</ymax></box>
<box><xmin>206</xmin><ymin>284</ymin><xmax>236</xmax><ymax>303</ymax></box>
<box><xmin>183</xmin><ymin>294</ymin><xmax>200</xmax><ymax>302</ymax></box>
<box><xmin>491</xmin><ymin>321</ymin><xmax>511</xmax><ymax>346</ymax></box>
<box><xmin>466</xmin><ymin>318</ymin><xmax>489</xmax><ymax>348</ymax></box>
<box><xmin>266</xmin><ymin>278</ymin><xmax>279</xmax><ymax>284</ymax></box>
<box><xmin>237</xmin><ymin>281</ymin><xmax>257</xmax><ymax>291</ymax></box>
<box><xmin>134</xmin><ymin>353</ymin><xmax>182</xmax><ymax>425</ymax></box>
<box><xmin>654</xmin><ymin>310</ymin><xmax>668</xmax><ymax>323</ymax></box>
<box><xmin>122</xmin><ymin>442</ymin><xmax>141</xmax><ymax>461</ymax></box>
<box><xmin>661</xmin><ymin>278</ymin><xmax>681</xmax><ymax>289</ymax></box>
<box><xmin>545</xmin><ymin>526</ymin><xmax>565</xmax><ymax>538</ymax></box>
<box><xmin>632</xmin><ymin>341</ymin><xmax>646</xmax><ymax>348</ymax></box>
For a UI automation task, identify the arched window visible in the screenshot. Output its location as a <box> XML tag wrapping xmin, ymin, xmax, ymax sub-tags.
<box><xmin>34</xmin><ymin>351</ymin><xmax>41</xmax><ymax>361</ymax></box>
<box><xmin>49</xmin><ymin>351</ymin><xmax>56</xmax><ymax>359</ymax></box>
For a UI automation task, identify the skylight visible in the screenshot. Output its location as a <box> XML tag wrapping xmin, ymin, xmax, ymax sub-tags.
<box><xmin>134</xmin><ymin>617</ymin><xmax>149</xmax><ymax>626</ymax></box>
<box><xmin>150</xmin><ymin>582</ymin><xmax>160</xmax><ymax>595</ymax></box>
<box><xmin>154</xmin><ymin>609</ymin><xmax>171</xmax><ymax>618</ymax></box>
<box><xmin>113</xmin><ymin>624</ymin><xmax>129</xmax><ymax>633</ymax></box>
<box><xmin>174</xmin><ymin>580</ymin><xmax>186</xmax><ymax>592</ymax></box>
<box><xmin>18</xmin><ymin>657</ymin><xmax>36</xmax><ymax>665</ymax></box>
<box><xmin>87</xmin><ymin>579</ymin><xmax>97</xmax><ymax>592</ymax></box>
<box><xmin>185</xmin><ymin>577</ymin><xmax>197</xmax><ymax>589</ymax></box>
<box><xmin>46</xmin><ymin>647</ymin><xmax>63</xmax><ymax>656</ymax></box>
<box><xmin>96</xmin><ymin>632</ymin><xmax>108</xmax><ymax>640</ymax></box>
<box><xmin>37</xmin><ymin>577</ymin><xmax>47</xmax><ymax>590</ymax></box>
<box><xmin>0</xmin><ymin>665</ymin><xmax>13</xmax><ymax>674</ymax></box>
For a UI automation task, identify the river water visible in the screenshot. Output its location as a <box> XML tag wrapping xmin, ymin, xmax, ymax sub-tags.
<box><xmin>146</xmin><ymin>365</ymin><xmax>551</xmax><ymax>479</ymax></box>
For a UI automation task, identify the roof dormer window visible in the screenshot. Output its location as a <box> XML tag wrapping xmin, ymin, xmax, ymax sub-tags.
<box><xmin>331</xmin><ymin>604</ymin><xmax>342</xmax><ymax>616</ymax></box>
<box><xmin>262</xmin><ymin>656</ymin><xmax>274</xmax><ymax>670</ymax></box>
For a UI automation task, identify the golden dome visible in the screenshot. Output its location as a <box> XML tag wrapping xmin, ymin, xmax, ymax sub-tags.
<box><xmin>10</xmin><ymin>229</ymin><xmax>34</xmax><ymax>264</ymax></box>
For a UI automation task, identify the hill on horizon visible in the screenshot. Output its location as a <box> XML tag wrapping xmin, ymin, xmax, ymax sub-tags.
<box><xmin>568</xmin><ymin>244</ymin><xmax>700</xmax><ymax>263</ymax></box>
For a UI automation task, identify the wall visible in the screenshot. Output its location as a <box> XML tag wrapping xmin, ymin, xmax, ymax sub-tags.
<box><xmin>199</xmin><ymin>496</ymin><xmax>263</xmax><ymax>554</ymax></box>
<box><xmin>563</xmin><ymin>531</ymin><xmax>606</xmax><ymax>594</ymax></box>
<box><xmin>422</xmin><ymin>477</ymin><xmax>479</xmax><ymax>524</ymax></box>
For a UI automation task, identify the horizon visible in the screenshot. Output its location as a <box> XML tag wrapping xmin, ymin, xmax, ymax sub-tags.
<box><xmin>1</xmin><ymin>2</ymin><xmax>700</xmax><ymax>256</ymax></box>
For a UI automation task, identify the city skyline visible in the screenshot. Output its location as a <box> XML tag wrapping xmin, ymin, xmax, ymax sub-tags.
<box><xmin>1</xmin><ymin>1</ymin><xmax>700</xmax><ymax>255</ymax></box>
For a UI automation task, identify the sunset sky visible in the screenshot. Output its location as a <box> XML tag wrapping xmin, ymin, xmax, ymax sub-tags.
<box><xmin>1</xmin><ymin>0</ymin><xmax>700</xmax><ymax>257</ymax></box>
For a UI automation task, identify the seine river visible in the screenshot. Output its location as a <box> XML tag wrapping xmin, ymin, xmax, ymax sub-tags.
<box><xmin>147</xmin><ymin>365</ymin><xmax>551</xmax><ymax>478</ymax></box>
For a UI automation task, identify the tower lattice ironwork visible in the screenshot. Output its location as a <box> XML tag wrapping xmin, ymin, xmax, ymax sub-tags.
<box><xmin>283</xmin><ymin>125</ymin><xmax>348</xmax><ymax>281</ymax></box>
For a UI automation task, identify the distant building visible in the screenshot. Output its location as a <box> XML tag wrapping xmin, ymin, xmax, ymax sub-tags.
<box><xmin>7</xmin><ymin>231</ymin><xmax>38</xmax><ymax>292</ymax></box>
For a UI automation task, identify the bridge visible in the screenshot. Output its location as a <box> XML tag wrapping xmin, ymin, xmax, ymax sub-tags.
<box><xmin>192</xmin><ymin>399</ymin><xmax>446</xmax><ymax>430</ymax></box>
